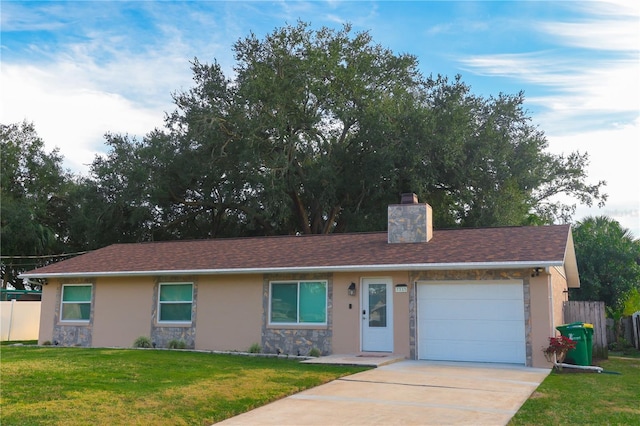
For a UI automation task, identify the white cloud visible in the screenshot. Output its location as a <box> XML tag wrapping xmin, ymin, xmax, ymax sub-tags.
<box><xmin>459</xmin><ymin>0</ymin><xmax>639</xmax><ymax>118</ymax></box>
<box><xmin>1</xmin><ymin>63</ymin><xmax>166</xmax><ymax>174</ymax></box>
<box><xmin>573</xmin><ymin>0</ymin><xmax>640</xmax><ymax>20</ymax></box>
<box><xmin>539</xmin><ymin>15</ymin><xmax>639</xmax><ymax>52</ymax></box>
<box><xmin>0</xmin><ymin>2</ymin><xmax>238</xmax><ymax>175</ymax></box>
<box><xmin>461</xmin><ymin>54</ymin><xmax>638</xmax><ymax>109</ymax></box>
<box><xmin>544</xmin><ymin>117</ymin><xmax>640</xmax><ymax>238</ymax></box>
<box><xmin>457</xmin><ymin>1</ymin><xmax>640</xmax><ymax>237</ymax></box>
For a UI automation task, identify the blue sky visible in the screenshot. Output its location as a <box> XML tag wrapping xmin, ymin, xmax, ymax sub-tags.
<box><xmin>1</xmin><ymin>1</ymin><xmax>638</xmax><ymax>236</ymax></box>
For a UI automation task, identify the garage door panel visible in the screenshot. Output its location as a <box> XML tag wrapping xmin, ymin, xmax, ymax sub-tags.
<box><xmin>419</xmin><ymin>319</ymin><xmax>525</xmax><ymax>342</ymax></box>
<box><xmin>419</xmin><ymin>283</ymin><xmax>524</xmax><ymax>300</ymax></box>
<box><xmin>417</xmin><ymin>281</ymin><xmax>525</xmax><ymax>364</ymax></box>
<box><xmin>423</xmin><ymin>340</ymin><xmax>526</xmax><ymax>364</ymax></box>
<box><xmin>419</xmin><ymin>300</ymin><xmax>523</xmax><ymax>321</ymax></box>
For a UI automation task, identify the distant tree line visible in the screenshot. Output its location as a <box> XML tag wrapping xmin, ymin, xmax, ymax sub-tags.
<box><xmin>1</xmin><ymin>22</ymin><xmax>611</xmax><ymax>289</ymax></box>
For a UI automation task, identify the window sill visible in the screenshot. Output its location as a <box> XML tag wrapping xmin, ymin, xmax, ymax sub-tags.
<box><xmin>267</xmin><ymin>324</ymin><xmax>328</xmax><ymax>330</ymax></box>
<box><xmin>155</xmin><ymin>322</ymin><xmax>193</xmax><ymax>327</ymax></box>
<box><xmin>58</xmin><ymin>320</ymin><xmax>90</xmax><ymax>326</ymax></box>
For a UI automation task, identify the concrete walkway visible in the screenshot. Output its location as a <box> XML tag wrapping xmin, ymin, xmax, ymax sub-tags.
<box><xmin>301</xmin><ymin>352</ymin><xmax>407</xmax><ymax>367</ymax></box>
<box><xmin>217</xmin><ymin>359</ymin><xmax>550</xmax><ymax>425</ymax></box>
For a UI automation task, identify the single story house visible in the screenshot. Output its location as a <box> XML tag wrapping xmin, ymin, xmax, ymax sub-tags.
<box><xmin>21</xmin><ymin>194</ymin><xmax>579</xmax><ymax>368</ymax></box>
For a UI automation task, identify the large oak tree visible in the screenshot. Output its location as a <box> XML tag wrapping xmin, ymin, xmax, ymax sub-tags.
<box><xmin>94</xmin><ymin>22</ymin><xmax>604</xmax><ymax>237</ymax></box>
<box><xmin>1</xmin><ymin>23</ymin><xmax>611</xmax><ymax>286</ymax></box>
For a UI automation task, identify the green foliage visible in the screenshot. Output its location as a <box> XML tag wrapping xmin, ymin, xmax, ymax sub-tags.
<box><xmin>248</xmin><ymin>343</ymin><xmax>262</xmax><ymax>353</ymax></box>
<box><xmin>308</xmin><ymin>347</ymin><xmax>321</xmax><ymax>357</ymax></box>
<box><xmin>133</xmin><ymin>336</ymin><xmax>152</xmax><ymax>348</ymax></box>
<box><xmin>87</xmin><ymin>22</ymin><xmax>606</xmax><ymax>239</ymax></box>
<box><xmin>1</xmin><ymin>24</ymin><xmax>608</xmax><ymax>262</ymax></box>
<box><xmin>571</xmin><ymin>216</ymin><xmax>640</xmax><ymax>309</ymax></box>
<box><xmin>622</xmin><ymin>288</ymin><xmax>640</xmax><ymax>316</ymax></box>
<box><xmin>606</xmin><ymin>288</ymin><xmax>640</xmax><ymax>345</ymax></box>
<box><xmin>167</xmin><ymin>339</ymin><xmax>186</xmax><ymax>349</ymax></box>
<box><xmin>0</xmin><ymin>121</ymin><xmax>76</xmax><ymax>289</ymax></box>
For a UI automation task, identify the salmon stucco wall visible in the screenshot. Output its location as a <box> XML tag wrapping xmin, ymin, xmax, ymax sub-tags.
<box><xmin>551</xmin><ymin>267</ymin><xmax>569</xmax><ymax>329</ymax></box>
<box><xmin>529</xmin><ymin>273</ymin><xmax>552</xmax><ymax>367</ymax></box>
<box><xmin>529</xmin><ymin>268</ymin><xmax>569</xmax><ymax>368</ymax></box>
<box><xmin>195</xmin><ymin>274</ymin><xmax>262</xmax><ymax>352</ymax></box>
<box><xmin>332</xmin><ymin>273</ymin><xmax>363</xmax><ymax>354</ymax></box>
<box><xmin>390</xmin><ymin>272</ymin><xmax>411</xmax><ymax>358</ymax></box>
<box><xmin>38</xmin><ymin>281</ymin><xmax>57</xmax><ymax>344</ymax></box>
<box><xmin>92</xmin><ymin>277</ymin><xmax>154</xmax><ymax>348</ymax></box>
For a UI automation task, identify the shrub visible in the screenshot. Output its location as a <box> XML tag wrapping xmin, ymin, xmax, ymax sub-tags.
<box><xmin>168</xmin><ymin>339</ymin><xmax>186</xmax><ymax>349</ymax></box>
<box><xmin>42</xmin><ymin>341</ymin><xmax>52</xmax><ymax>346</ymax></box>
<box><xmin>308</xmin><ymin>347</ymin><xmax>321</xmax><ymax>357</ymax></box>
<box><xmin>610</xmin><ymin>337</ymin><xmax>632</xmax><ymax>352</ymax></box>
<box><xmin>543</xmin><ymin>335</ymin><xmax>576</xmax><ymax>367</ymax></box>
<box><xmin>133</xmin><ymin>336</ymin><xmax>153</xmax><ymax>348</ymax></box>
<box><xmin>248</xmin><ymin>343</ymin><xmax>261</xmax><ymax>353</ymax></box>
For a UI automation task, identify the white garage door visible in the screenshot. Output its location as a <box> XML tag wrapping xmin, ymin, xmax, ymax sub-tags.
<box><xmin>417</xmin><ymin>281</ymin><xmax>526</xmax><ymax>364</ymax></box>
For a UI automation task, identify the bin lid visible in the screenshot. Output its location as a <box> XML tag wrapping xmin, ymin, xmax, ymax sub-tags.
<box><xmin>561</xmin><ymin>321</ymin><xmax>589</xmax><ymax>328</ymax></box>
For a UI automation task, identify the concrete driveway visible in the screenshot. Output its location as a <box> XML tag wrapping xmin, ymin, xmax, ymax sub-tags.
<box><xmin>217</xmin><ymin>360</ymin><xmax>550</xmax><ymax>425</ymax></box>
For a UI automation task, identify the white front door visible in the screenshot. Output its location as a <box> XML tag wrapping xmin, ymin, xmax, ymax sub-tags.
<box><xmin>361</xmin><ymin>278</ymin><xmax>393</xmax><ymax>352</ymax></box>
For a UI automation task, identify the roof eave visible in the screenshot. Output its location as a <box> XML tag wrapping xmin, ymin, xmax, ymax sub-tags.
<box><xmin>19</xmin><ymin>260</ymin><xmax>564</xmax><ymax>279</ymax></box>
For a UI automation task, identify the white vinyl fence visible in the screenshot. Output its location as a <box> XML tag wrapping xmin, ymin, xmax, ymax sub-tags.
<box><xmin>1</xmin><ymin>300</ymin><xmax>41</xmax><ymax>341</ymax></box>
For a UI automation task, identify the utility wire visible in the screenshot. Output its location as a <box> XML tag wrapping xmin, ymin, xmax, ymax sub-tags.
<box><xmin>0</xmin><ymin>251</ymin><xmax>89</xmax><ymax>260</ymax></box>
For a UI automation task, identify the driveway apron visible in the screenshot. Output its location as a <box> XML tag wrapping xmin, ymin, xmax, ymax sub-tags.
<box><xmin>216</xmin><ymin>360</ymin><xmax>550</xmax><ymax>425</ymax></box>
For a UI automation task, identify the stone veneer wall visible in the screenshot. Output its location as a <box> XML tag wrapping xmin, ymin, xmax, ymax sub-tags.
<box><xmin>52</xmin><ymin>278</ymin><xmax>95</xmax><ymax>347</ymax></box>
<box><xmin>150</xmin><ymin>277</ymin><xmax>197</xmax><ymax>349</ymax></box>
<box><xmin>408</xmin><ymin>269</ymin><xmax>532</xmax><ymax>366</ymax></box>
<box><xmin>262</xmin><ymin>273</ymin><xmax>333</xmax><ymax>356</ymax></box>
<box><xmin>388</xmin><ymin>203</ymin><xmax>432</xmax><ymax>243</ymax></box>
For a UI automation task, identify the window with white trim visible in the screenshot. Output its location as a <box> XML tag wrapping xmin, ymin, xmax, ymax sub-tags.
<box><xmin>270</xmin><ymin>281</ymin><xmax>327</xmax><ymax>324</ymax></box>
<box><xmin>61</xmin><ymin>284</ymin><xmax>92</xmax><ymax>322</ymax></box>
<box><xmin>158</xmin><ymin>283</ymin><xmax>193</xmax><ymax>323</ymax></box>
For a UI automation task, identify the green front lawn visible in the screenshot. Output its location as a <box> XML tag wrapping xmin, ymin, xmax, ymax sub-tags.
<box><xmin>510</xmin><ymin>356</ymin><xmax>640</xmax><ymax>425</ymax></box>
<box><xmin>0</xmin><ymin>346</ymin><xmax>366</xmax><ymax>425</ymax></box>
<box><xmin>4</xmin><ymin>345</ymin><xmax>638</xmax><ymax>425</ymax></box>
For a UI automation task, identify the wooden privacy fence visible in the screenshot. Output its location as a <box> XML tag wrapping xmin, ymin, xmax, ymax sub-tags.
<box><xmin>607</xmin><ymin>313</ymin><xmax>640</xmax><ymax>350</ymax></box>
<box><xmin>633</xmin><ymin>312</ymin><xmax>640</xmax><ymax>350</ymax></box>
<box><xmin>563</xmin><ymin>301</ymin><xmax>608</xmax><ymax>359</ymax></box>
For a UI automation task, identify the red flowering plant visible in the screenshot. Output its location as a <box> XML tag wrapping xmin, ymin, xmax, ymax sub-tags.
<box><xmin>543</xmin><ymin>335</ymin><xmax>576</xmax><ymax>367</ymax></box>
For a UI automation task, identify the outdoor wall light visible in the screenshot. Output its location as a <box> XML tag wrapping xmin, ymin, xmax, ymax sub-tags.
<box><xmin>531</xmin><ymin>267</ymin><xmax>542</xmax><ymax>277</ymax></box>
<box><xmin>348</xmin><ymin>282</ymin><xmax>357</xmax><ymax>296</ymax></box>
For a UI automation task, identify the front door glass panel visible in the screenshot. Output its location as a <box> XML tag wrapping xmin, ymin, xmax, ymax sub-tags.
<box><xmin>368</xmin><ymin>283</ymin><xmax>387</xmax><ymax>328</ymax></box>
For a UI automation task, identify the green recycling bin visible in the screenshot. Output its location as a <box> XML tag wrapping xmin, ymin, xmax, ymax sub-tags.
<box><xmin>556</xmin><ymin>322</ymin><xmax>594</xmax><ymax>365</ymax></box>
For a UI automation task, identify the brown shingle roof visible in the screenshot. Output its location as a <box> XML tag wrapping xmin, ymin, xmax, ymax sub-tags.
<box><xmin>21</xmin><ymin>225</ymin><xmax>572</xmax><ymax>278</ymax></box>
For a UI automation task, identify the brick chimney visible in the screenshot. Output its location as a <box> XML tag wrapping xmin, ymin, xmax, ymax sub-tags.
<box><xmin>388</xmin><ymin>193</ymin><xmax>433</xmax><ymax>243</ymax></box>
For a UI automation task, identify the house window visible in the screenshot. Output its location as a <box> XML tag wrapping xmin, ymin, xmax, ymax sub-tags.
<box><xmin>158</xmin><ymin>283</ymin><xmax>193</xmax><ymax>323</ymax></box>
<box><xmin>61</xmin><ymin>284</ymin><xmax>92</xmax><ymax>322</ymax></box>
<box><xmin>270</xmin><ymin>281</ymin><xmax>327</xmax><ymax>324</ymax></box>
